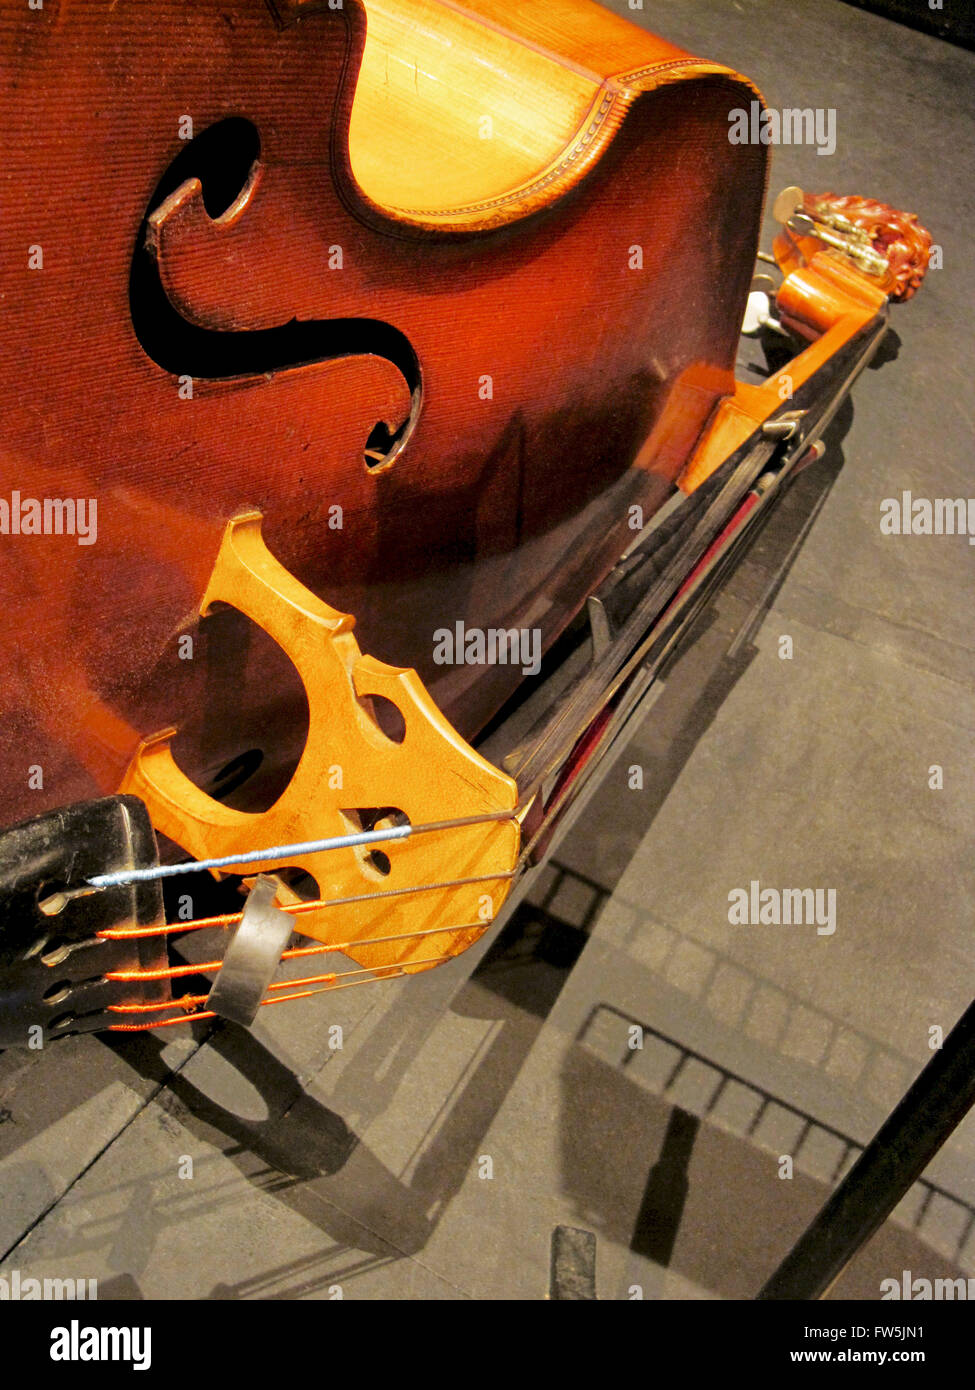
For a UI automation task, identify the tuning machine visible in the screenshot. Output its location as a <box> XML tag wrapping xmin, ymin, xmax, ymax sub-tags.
<box><xmin>742</xmin><ymin>274</ymin><xmax>790</xmax><ymax>338</ymax></box>
<box><xmin>774</xmin><ymin>183</ymin><xmax>888</xmax><ymax>278</ymax></box>
<box><xmin>773</xmin><ymin>184</ymin><xmax>805</xmax><ymax>225</ymax></box>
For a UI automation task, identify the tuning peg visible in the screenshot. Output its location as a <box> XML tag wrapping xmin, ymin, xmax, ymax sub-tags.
<box><xmin>787</xmin><ymin>210</ymin><xmax>818</xmax><ymax>237</ymax></box>
<box><xmin>786</xmin><ymin>209</ymin><xmax>889</xmax><ymax>277</ymax></box>
<box><xmin>742</xmin><ymin>289</ymin><xmax>790</xmax><ymax>338</ymax></box>
<box><xmin>773</xmin><ymin>185</ymin><xmax>805</xmax><ymax>224</ymax></box>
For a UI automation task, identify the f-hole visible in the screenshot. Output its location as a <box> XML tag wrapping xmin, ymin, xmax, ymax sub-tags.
<box><xmin>129</xmin><ymin>116</ymin><xmax>422</xmax><ymax>470</ymax></box>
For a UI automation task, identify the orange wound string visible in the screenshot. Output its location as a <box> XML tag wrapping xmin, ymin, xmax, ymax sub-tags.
<box><xmin>96</xmin><ymin>872</ymin><xmax>516</xmax><ymax>941</ymax></box>
<box><xmin>108</xmin><ymin>994</ymin><xmax>210</xmax><ymax>1014</ymax></box>
<box><xmin>108</xmin><ymin>1011</ymin><xmax>218</xmax><ymax>1032</ymax></box>
<box><xmin>103</xmin><ymin>921</ymin><xmax>488</xmax><ymax>984</ymax></box>
<box><xmin>105</xmin><ymin>954</ymin><xmax>450</xmax><ymax>1030</ymax></box>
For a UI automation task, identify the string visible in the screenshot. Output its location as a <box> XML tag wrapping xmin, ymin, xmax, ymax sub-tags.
<box><xmin>104</xmin><ymin>920</ymin><xmax>487</xmax><ymax>983</ymax></box>
<box><xmin>110</xmin><ymin>953</ymin><xmax>453</xmax><ymax>1007</ymax></box>
<box><xmin>96</xmin><ymin>872</ymin><xmax>517</xmax><ymax>940</ymax></box>
<box><xmin>106</xmin><ymin>953</ymin><xmax>451</xmax><ymax>1031</ymax></box>
<box><xmin>87</xmin><ymin>809</ymin><xmax>517</xmax><ymax>889</ymax></box>
<box><xmin>80</xmin><ymin>798</ymin><xmax>522</xmax><ymax>1030</ymax></box>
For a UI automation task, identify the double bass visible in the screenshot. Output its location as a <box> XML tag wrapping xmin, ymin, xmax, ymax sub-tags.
<box><xmin>0</xmin><ymin>0</ymin><xmax>930</xmax><ymax>1040</ymax></box>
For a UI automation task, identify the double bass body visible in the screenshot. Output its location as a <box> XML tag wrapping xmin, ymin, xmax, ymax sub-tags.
<box><xmin>0</xmin><ymin>0</ymin><xmax>767</xmax><ymax>828</ymax></box>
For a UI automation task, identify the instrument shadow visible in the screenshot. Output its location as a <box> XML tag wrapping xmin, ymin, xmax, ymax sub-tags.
<box><xmin>71</xmin><ymin>404</ymin><xmax>859</xmax><ymax>1289</ymax></box>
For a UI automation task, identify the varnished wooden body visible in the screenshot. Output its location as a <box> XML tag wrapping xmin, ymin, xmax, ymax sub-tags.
<box><xmin>0</xmin><ymin>0</ymin><xmax>767</xmax><ymax>830</ymax></box>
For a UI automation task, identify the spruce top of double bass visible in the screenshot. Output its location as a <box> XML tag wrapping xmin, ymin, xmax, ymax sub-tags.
<box><xmin>339</xmin><ymin>0</ymin><xmax>751</xmax><ymax>230</ymax></box>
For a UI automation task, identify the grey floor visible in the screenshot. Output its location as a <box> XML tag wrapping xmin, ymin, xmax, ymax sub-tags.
<box><xmin>1</xmin><ymin>0</ymin><xmax>973</xmax><ymax>1299</ymax></box>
